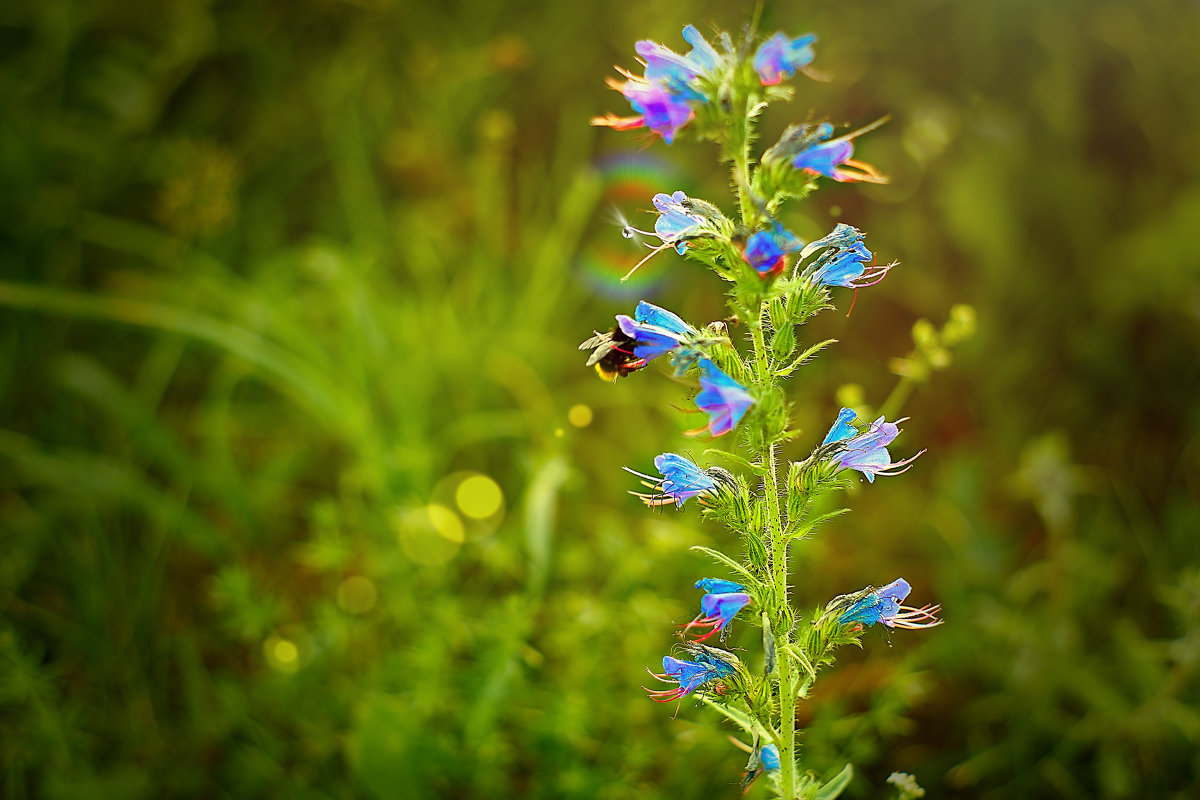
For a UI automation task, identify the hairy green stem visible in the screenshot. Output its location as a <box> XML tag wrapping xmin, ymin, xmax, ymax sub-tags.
<box><xmin>740</xmin><ymin>162</ymin><xmax>797</xmax><ymax>800</ymax></box>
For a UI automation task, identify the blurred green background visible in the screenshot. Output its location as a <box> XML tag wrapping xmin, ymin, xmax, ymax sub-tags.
<box><xmin>2</xmin><ymin>0</ymin><xmax>1198</xmax><ymax>797</ymax></box>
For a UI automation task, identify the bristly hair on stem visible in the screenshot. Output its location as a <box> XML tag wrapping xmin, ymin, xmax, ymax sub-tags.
<box><xmin>586</xmin><ymin>17</ymin><xmax>949</xmax><ymax>800</ymax></box>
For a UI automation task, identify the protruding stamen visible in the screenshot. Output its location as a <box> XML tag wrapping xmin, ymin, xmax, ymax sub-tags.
<box><xmin>621</xmin><ymin>241</ymin><xmax>673</xmax><ymax>281</ymax></box>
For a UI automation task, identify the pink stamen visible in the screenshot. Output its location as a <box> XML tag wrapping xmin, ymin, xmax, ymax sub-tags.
<box><xmin>683</xmin><ymin>615</ymin><xmax>724</xmax><ymax>642</ymax></box>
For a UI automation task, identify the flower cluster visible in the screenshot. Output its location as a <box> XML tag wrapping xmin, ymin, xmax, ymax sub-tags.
<box><xmin>684</xmin><ymin>578</ymin><xmax>751</xmax><ymax>642</ymax></box>
<box><xmin>645</xmin><ymin>644</ymin><xmax>739</xmax><ymax>703</ymax></box>
<box><xmin>591</xmin><ymin>25</ymin><xmax>721</xmax><ymax>143</ymax></box>
<box><xmin>764</xmin><ymin>121</ymin><xmax>888</xmax><ymax>184</ymax></box>
<box><xmin>586</xmin><ymin>20</ymin><xmax>943</xmax><ymax>795</ymax></box>
<box><xmin>754</xmin><ymin>33</ymin><xmax>816</xmax><ymax>85</ymax></box>
<box><xmin>579</xmin><ymin>300</ymin><xmax>722</xmax><ymax>381</ymax></box>
<box><xmin>826</xmin><ymin>578</ymin><xmax>942</xmax><ymax>630</ymax></box>
<box><xmin>800</xmin><ymin>224</ymin><xmax>895</xmax><ymax>289</ymax></box>
<box><xmin>822</xmin><ymin>407</ymin><xmax>926</xmax><ymax>483</ymax></box>
<box><xmin>625</xmin><ymin>453</ymin><xmax>732</xmax><ymax>508</ymax></box>
<box><xmin>580</xmin><ymin>302</ymin><xmax>754</xmax><ymax>436</ymax></box>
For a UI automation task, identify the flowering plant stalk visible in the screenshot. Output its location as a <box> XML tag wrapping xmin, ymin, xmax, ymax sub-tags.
<box><xmin>583</xmin><ymin>19</ymin><xmax>943</xmax><ymax>799</ymax></box>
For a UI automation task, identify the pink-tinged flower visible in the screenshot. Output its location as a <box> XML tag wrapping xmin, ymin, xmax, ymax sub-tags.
<box><xmin>684</xmin><ymin>590</ymin><xmax>751</xmax><ymax>642</ymax></box>
<box><xmin>834</xmin><ymin>578</ymin><xmax>942</xmax><ymax>629</ymax></box>
<box><xmin>825</xmin><ymin>411</ymin><xmax>925</xmax><ymax>483</ymax></box>
<box><xmin>644</xmin><ymin>646</ymin><xmax>737</xmax><ymax>702</ymax></box>
<box><xmin>743</xmin><ymin>223</ymin><xmax>803</xmax><ymax>278</ymax></box>
<box><xmin>800</xmin><ymin>224</ymin><xmax>896</xmax><ymax>289</ymax></box>
<box><xmin>694</xmin><ymin>358</ymin><xmax>755</xmax><ymax>436</ymax></box>
<box><xmin>592</xmin><ymin>25</ymin><xmax>722</xmax><ymax>144</ymax></box>
<box><xmin>753</xmin><ymin>32</ymin><xmax>816</xmax><ymax>85</ymax></box>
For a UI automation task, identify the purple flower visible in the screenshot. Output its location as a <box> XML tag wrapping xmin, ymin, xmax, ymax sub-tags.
<box><xmin>652</xmin><ymin>191</ymin><xmax>705</xmax><ymax>248</ymax></box>
<box><xmin>621</xmin><ymin>82</ymin><xmax>696</xmax><ymax>143</ymax></box>
<box><xmin>835</xmin><ymin>578</ymin><xmax>942</xmax><ymax>629</ymax></box>
<box><xmin>792</xmin><ymin>125</ymin><xmax>887</xmax><ymax>184</ymax></box>
<box><xmin>684</xmin><ymin>590</ymin><xmax>752</xmax><ymax>642</ymax></box>
<box><xmin>764</xmin><ymin>122</ymin><xmax>887</xmax><ymax>184</ymax></box>
<box><xmin>645</xmin><ymin>647</ymin><xmax>736</xmax><ymax>702</ymax></box>
<box><xmin>826</xmin><ymin>412</ymin><xmax>925</xmax><ymax>483</ymax></box>
<box><xmin>584</xmin><ymin>301</ymin><xmax>711</xmax><ymax>379</ymax></box>
<box><xmin>695</xmin><ymin>358</ymin><xmax>755</xmax><ymax>436</ymax></box>
<box><xmin>801</xmin><ymin>224</ymin><xmax>895</xmax><ymax>289</ymax></box>
<box><xmin>694</xmin><ymin>577</ymin><xmax>746</xmax><ymax>595</ymax></box>
<box><xmin>618</xmin><ymin>191</ymin><xmax>731</xmax><ymax>279</ymax></box>
<box><xmin>615</xmin><ymin>301</ymin><xmax>696</xmax><ymax>362</ymax></box>
<box><xmin>753</xmin><ymin>32</ymin><xmax>816</xmax><ymax>85</ymax></box>
<box><xmin>592</xmin><ymin>25</ymin><xmax>721</xmax><ymax>144</ymax></box>
<box><xmin>647</xmin><ymin>190</ymin><xmax>730</xmax><ymax>253</ymax></box>
<box><xmin>743</xmin><ymin>223</ymin><xmax>803</xmax><ymax>277</ymax></box>
<box><xmin>638</xmin><ymin>24</ymin><xmax>719</xmax><ymax>90</ymax></box>
<box><xmin>625</xmin><ymin>453</ymin><xmax>729</xmax><ymax>508</ymax></box>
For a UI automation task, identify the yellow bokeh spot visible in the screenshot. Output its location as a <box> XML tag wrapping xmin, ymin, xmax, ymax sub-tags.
<box><xmin>835</xmin><ymin>383</ymin><xmax>865</xmax><ymax>411</ymax></box>
<box><xmin>264</xmin><ymin>635</ymin><xmax>299</xmax><ymax>673</ymax></box>
<box><xmin>393</xmin><ymin>506</ymin><xmax>461</xmax><ymax>566</ymax></box>
<box><xmin>427</xmin><ymin>504</ymin><xmax>464</xmax><ymax>543</ymax></box>
<box><xmin>456</xmin><ymin>475</ymin><xmax>503</xmax><ymax>520</ymax></box>
<box><xmin>337</xmin><ymin>575</ymin><xmax>377</xmax><ymax>615</ymax></box>
<box><xmin>567</xmin><ymin>404</ymin><xmax>593</xmax><ymax>427</ymax></box>
<box><xmin>274</xmin><ymin>640</ymin><xmax>298</xmax><ymax>663</ymax></box>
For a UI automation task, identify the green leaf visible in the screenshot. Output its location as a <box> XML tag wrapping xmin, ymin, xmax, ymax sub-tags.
<box><xmin>702</xmin><ymin>448</ymin><xmax>766</xmax><ymax>475</ymax></box>
<box><xmin>782</xmin><ymin>643</ymin><xmax>816</xmax><ymax>681</ymax></box>
<box><xmin>816</xmin><ymin>763</ymin><xmax>854</xmax><ymax>800</ymax></box>
<box><xmin>775</xmin><ymin>338</ymin><xmax>838</xmax><ymax>377</ymax></box>
<box><xmin>787</xmin><ymin>507</ymin><xmax>851</xmax><ymax>539</ymax></box>
<box><xmin>696</xmin><ymin>697</ymin><xmax>777</xmax><ymax>743</ymax></box>
<box><xmin>690</xmin><ymin>545</ymin><xmax>759</xmax><ymax>587</ymax></box>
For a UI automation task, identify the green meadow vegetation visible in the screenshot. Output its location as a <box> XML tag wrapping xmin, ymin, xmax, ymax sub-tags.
<box><xmin>1</xmin><ymin>0</ymin><xmax>1197</xmax><ymax>797</ymax></box>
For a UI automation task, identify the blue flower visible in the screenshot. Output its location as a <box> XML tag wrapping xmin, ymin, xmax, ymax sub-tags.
<box><xmin>645</xmin><ymin>647</ymin><xmax>737</xmax><ymax>702</ymax></box>
<box><xmin>801</xmin><ymin>224</ymin><xmax>895</xmax><ymax>289</ymax></box>
<box><xmin>764</xmin><ymin>122</ymin><xmax>888</xmax><ymax>184</ymax></box>
<box><xmin>835</xmin><ymin>578</ymin><xmax>942</xmax><ymax>629</ymax></box>
<box><xmin>743</xmin><ymin>223</ymin><xmax>803</xmax><ymax>278</ymax></box>
<box><xmin>615</xmin><ymin>301</ymin><xmax>696</xmax><ymax>362</ymax></box>
<box><xmin>759</xmin><ymin>744</ymin><xmax>781</xmax><ymax>772</ymax></box>
<box><xmin>685</xmin><ymin>590</ymin><xmax>752</xmax><ymax>642</ymax></box>
<box><xmin>754</xmin><ymin>32</ymin><xmax>816</xmax><ymax>85</ymax></box>
<box><xmin>694</xmin><ymin>577</ymin><xmax>746</xmax><ymax>595</ymax></box>
<box><xmin>824</xmin><ymin>411</ymin><xmax>925</xmax><ymax>483</ymax></box>
<box><xmin>652</xmin><ymin>191</ymin><xmax>705</xmax><ymax>249</ymax></box>
<box><xmin>625</xmin><ymin>453</ymin><xmax>727</xmax><ymax>508</ymax></box>
<box><xmin>618</xmin><ymin>191</ymin><xmax>731</xmax><ymax>280</ymax></box>
<box><xmin>695</xmin><ymin>358</ymin><xmax>755</xmax><ymax>436</ymax></box>
<box><xmin>638</xmin><ymin>24</ymin><xmax>719</xmax><ymax>90</ymax></box>
<box><xmin>593</xmin><ymin>25</ymin><xmax>722</xmax><ymax>144</ymax></box>
<box><xmin>822</xmin><ymin>406</ymin><xmax>858</xmax><ymax>446</ymax></box>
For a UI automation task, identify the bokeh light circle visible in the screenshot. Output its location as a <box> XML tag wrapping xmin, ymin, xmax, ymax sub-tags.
<box><xmin>567</xmin><ymin>404</ymin><xmax>593</xmax><ymax>427</ymax></box>
<box><xmin>456</xmin><ymin>475</ymin><xmax>503</xmax><ymax>519</ymax></box>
